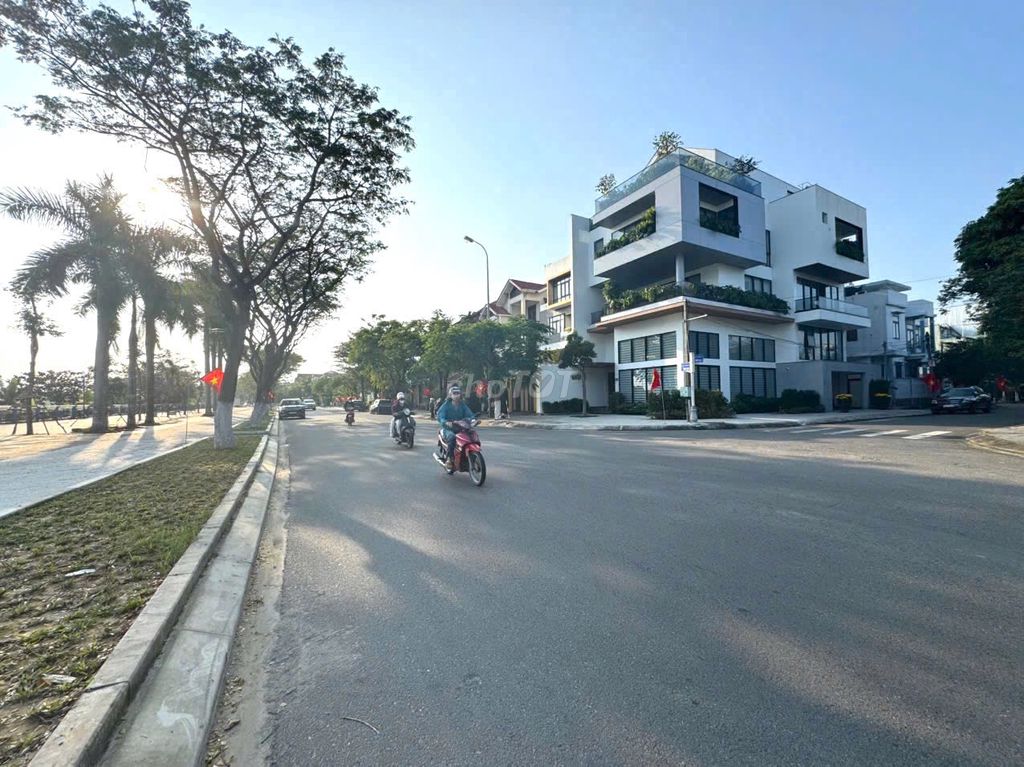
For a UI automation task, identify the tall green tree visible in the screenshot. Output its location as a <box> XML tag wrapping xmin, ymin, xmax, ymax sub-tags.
<box><xmin>558</xmin><ymin>331</ymin><xmax>597</xmax><ymax>416</ymax></box>
<box><xmin>11</xmin><ymin>271</ymin><xmax>62</xmax><ymax>434</ymax></box>
<box><xmin>940</xmin><ymin>175</ymin><xmax>1024</xmax><ymax>359</ymax></box>
<box><xmin>2</xmin><ymin>0</ymin><xmax>413</xmax><ymax>448</ymax></box>
<box><xmin>337</xmin><ymin>316</ymin><xmax>423</xmax><ymax>396</ymax></box>
<box><xmin>1</xmin><ymin>176</ymin><xmax>131</xmax><ymax>432</ymax></box>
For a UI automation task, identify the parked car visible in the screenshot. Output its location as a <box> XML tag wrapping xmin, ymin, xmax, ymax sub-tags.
<box><xmin>302</xmin><ymin>398</ymin><xmax>317</xmax><ymax>411</ymax></box>
<box><xmin>369</xmin><ymin>398</ymin><xmax>392</xmax><ymax>415</ymax></box>
<box><xmin>344</xmin><ymin>399</ymin><xmax>367</xmax><ymax>411</ymax></box>
<box><xmin>931</xmin><ymin>386</ymin><xmax>993</xmax><ymax>414</ymax></box>
<box><xmin>279</xmin><ymin>398</ymin><xmax>306</xmax><ymax>419</ymax></box>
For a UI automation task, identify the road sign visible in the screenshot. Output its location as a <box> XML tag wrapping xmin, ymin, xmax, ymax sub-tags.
<box><xmin>681</xmin><ymin>362</ymin><xmax>691</xmax><ymax>372</ymax></box>
<box><xmin>695</xmin><ymin>355</ymin><xmax>704</xmax><ymax>364</ymax></box>
<box><xmin>680</xmin><ymin>386</ymin><xmax>691</xmax><ymax>397</ymax></box>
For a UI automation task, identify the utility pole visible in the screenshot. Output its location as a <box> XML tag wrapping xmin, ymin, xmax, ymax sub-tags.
<box><xmin>681</xmin><ymin>299</ymin><xmax>708</xmax><ymax>423</ymax></box>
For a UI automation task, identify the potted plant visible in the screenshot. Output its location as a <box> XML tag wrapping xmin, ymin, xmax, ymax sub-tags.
<box><xmin>834</xmin><ymin>392</ymin><xmax>853</xmax><ymax>412</ymax></box>
<box><xmin>871</xmin><ymin>392</ymin><xmax>891</xmax><ymax>409</ymax></box>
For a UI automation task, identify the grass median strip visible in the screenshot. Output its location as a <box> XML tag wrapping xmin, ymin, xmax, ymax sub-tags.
<box><xmin>0</xmin><ymin>435</ymin><xmax>260</xmax><ymax>767</ymax></box>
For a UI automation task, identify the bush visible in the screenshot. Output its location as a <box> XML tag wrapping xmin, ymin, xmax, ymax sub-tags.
<box><xmin>542</xmin><ymin>398</ymin><xmax>589</xmax><ymax>414</ymax></box>
<box><xmin>779</xmin><ymin>389</ymin><xmax>824</xmax><ymax>413</ymax></box>
<box><xmin>731</xmin><ymin>394</ymin><xmax>780</xmax><ymax>413</ymax></box>
<box><xmin>869</xmin><ymin>379</ymin><xmax>891</xmax><ymax>397</ymax></box>
<box><xmin>695</xmin><ymin>389</ymin><xmax>733</xmax><ymax>418</ymax></box>
<box><xmin>608</xmin><ymin>391</ymin><xmax>626</xmax><ymax>413</ymax></box>
<box><xmin>647</xmin><ymin>390</ymin><xmax>688</xmax><ymax>419</ymax></box>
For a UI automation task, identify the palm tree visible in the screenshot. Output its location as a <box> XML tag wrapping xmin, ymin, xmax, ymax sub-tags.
<box><xmin>123</xmin><ymin>227</ymin><xmax>199</xmax><ymax>425</ymax></box>
<box><xmin>11</xmin><ymin>272</ymin><xmax>62</xmax><ymax>435</ymax></box>
<box><xmin>1</xmin><ymin>176</ymin><xmax>132</xmax><ymax>433</ymax></box>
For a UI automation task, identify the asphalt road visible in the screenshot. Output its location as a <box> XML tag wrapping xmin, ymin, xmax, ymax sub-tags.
<box><xmin>260</xmin><ymin>408</ymin><xmax>1024</xmax><ymax>766</ymax></box>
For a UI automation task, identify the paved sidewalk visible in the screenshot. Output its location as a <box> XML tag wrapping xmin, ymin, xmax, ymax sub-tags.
<box><xmin>0</xmin><ymin>409</ymin><xmax>251</xmax><ymax>517</ymax></box>
<box><xmin>480</xmin><ymin>408</ymin><xmax>931</xmax><ymax>431</ymax></box>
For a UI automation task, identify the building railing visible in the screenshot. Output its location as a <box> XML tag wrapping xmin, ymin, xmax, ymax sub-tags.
<box><xmin>793</xmin><ymin>296</ymin><xmax>869</xmax><ymax>317</ymax></box>
<box><xmin>595</xmin><ymin>152</ymin><xmax>762</xmax><ymax>213</ymax></box>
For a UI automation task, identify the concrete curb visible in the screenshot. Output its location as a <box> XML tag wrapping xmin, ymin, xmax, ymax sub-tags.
<box><xmin>479</xmin><ymin>410</ymin><xmax>933</xmax><ymax>432</ymax></box>
<box><xmin>29</xmin><ymin>418</ymin><xmax>277</xmax><ymax>767</ymax></box>
<box><xmin>966</xmin><ymin>432</ymin><xmax>1024</xmax><ymax>458</ymax></box>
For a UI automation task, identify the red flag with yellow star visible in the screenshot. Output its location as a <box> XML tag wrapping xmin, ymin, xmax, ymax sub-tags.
<box><xmin>201</xmin><ymin>368</ymin><xmax>224</xmax><ymax>393</ymax></box>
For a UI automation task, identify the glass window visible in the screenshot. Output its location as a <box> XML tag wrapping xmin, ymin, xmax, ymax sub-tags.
<box><xmin>695</xmin><ymin>365</ymin><xmax>721</xmax><ymax>391</ymax></box>
<box><xmin>661</xmin><ymin>332</ymin><xmax>677</xmax><ymax>359</ymax></box>
<box><xmin>631</xmin><ymin>338</ymin><xmax>645</xmax><ymax>362</ymax></box>
<box><xmin>646</xmin><ymin>334</ymin><xmax>662</xmax><ymax>361</ymax></box>
<box><xmin>730</xmin><ymin>366</ymin><xmax>777</xmax><ymax>398</ymax></box>
<box><xmin>765</xmin><ymin>230</ymin><xmax>771</xmax><ymax>265</ymax></box>
<box><xmin>548</xmin><ymin>314</ymin><xmax>565</xmax><ymax>334</ymax></box>
<box><xmin>553</xmin><ymin>276</ymin><xmax>570</xmax><ymax>302</ymax></box>
<box><xmin>618</xmin><ymin>339</ymin><xmax>632</xmax><ymax>364</ymax></box>
<box><xmin>593</xmin><ymin>238</ymin><xmax>604</xmax><ymax>258</ymax></box>
<box><xmin>688</xmin><ymin>331</ymin><xmax>720</xmax><ymax>359</ymax></box>
<box><xmin>892</xmin><ymin>318</ymin><xmax>901</xmax><ymax>339</ymax></box>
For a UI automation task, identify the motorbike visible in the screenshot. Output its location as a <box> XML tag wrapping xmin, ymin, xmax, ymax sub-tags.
<box><xmin>392</xmin><ymin>407</ymin><xmax>416</xmax><ymax>448</ymax></box>
<box><xmin>433</xmin><ymin>418</ymin><xmax>486</xmax><ymax>486</ymax></box>
<box><xmin>345</xmin><ymin>408</ymin><xmax>355</xmax><ymax>426</ymax></box>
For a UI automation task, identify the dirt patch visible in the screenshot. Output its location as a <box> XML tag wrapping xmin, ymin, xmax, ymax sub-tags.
<box><xmin>206</xmin><ymin>441</ymin><xmax>290</xmax><ymax>766</ymax></box>
<box><xmin>0</xmin><ymin>435</ymin><xmax>261</xmax><ymax>766</ymax></box>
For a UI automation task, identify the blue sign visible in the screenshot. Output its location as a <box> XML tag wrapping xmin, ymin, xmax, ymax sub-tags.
<box><xmin>695</xmin><ymin>355</ymin><xmax>704</xmax><ymax>364</ymax></box>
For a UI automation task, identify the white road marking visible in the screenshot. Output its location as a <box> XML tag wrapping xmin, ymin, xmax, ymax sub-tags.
<box><xmin>789</xmin><ymin>428</ymin><xmax>823</xmax><ymax>434</ymax></box>
<box><xmin>903</xmin><ymin>430</ymin><xmax>952</xmax><ymax>440</ymax></box>
<box><xmin>821</xmin><ymin>428</ymin><xmax>868</xmax><ymax>436</ymax></box>
<box><xmin>858</xmin><ymin>429</ymin><xmax>908</xmax><ymax>437</ymax></box>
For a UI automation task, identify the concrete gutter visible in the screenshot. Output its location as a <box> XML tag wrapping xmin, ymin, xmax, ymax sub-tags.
<box><xmin>29</xmin><ymin>419</ymin><xmax>277</xmax><ymax>767</ymax></box>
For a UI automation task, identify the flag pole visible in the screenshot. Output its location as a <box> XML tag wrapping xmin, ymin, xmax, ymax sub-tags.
<box><xmin>661</xmin><ymin>374</ymin><xmax>667</xmax><ymax>421</ymax></box>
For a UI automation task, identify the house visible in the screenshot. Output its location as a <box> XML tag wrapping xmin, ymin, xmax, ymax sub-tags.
<box><xmin>556</xmin><ymin>146</ymin><xmax>879</xmax><ymax>412</ymax></box>
<box><xmin>845</xmin><ymin>281</ymin><xmax>937</xmax><ymax>406</ymax></box>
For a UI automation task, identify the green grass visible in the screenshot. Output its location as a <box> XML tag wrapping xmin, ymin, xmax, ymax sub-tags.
<box><xmin>0</xmin><ymin>435</ymin><xmax>261</xmax><ymax>767</ymax></box>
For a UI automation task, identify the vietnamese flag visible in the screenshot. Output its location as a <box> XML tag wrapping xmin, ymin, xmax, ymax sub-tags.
<box><xmin>201</xmin><ymin>367</ymin><xmax>224</xmax><ymax>393</ymax></box>
<box><xmin>651</xmin><ymin>369</ymin><xmax>662</xmax><ymax>392</ymax></box>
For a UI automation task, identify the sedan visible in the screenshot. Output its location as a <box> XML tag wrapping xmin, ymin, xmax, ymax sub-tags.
<box><xmin>931</xmin><ymin>386</ymin><xmax>993</xmax><ymax>414</ymax></box>
<box><xmin>369</xmin><ymin>398</ymin><xmax>393</xmax><ymax>415</ymax></box>
<box><xmin>278</xmin><ymin>398</ymin><xmax>307</xmax><ymax>420</ymax></box>
<box><xmin>302</xmin><ymin>398</ymin><xmax>317</xmax><ymax>411</ymax></box>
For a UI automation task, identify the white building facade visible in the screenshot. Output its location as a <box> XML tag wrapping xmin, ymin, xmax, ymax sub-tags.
<box><xmin>545</xmin><ymin>147</ymin><xmax>887</xmax><ymax>411</ymax></box>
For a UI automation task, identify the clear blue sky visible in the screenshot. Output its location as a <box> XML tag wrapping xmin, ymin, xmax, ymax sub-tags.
<box><xmin>2</xmin><ymin>0</ymin><xmax>1021</xmax><ymax>375</ymax></box>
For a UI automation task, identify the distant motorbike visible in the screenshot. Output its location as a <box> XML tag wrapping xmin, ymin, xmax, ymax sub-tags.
<box><xmin>392</xmin><ymin>407</ymin><xmax>416</xmax><ymax>448</ymax></box>
<box><xmin>433</xmin><ymin>418</ymin><xmax>486</xmax><ymax>486</ymax></box>
<box><xmin>345</xmin><ymin>407</ymin><xmax>355</xmax><ymax>426</ymax></box>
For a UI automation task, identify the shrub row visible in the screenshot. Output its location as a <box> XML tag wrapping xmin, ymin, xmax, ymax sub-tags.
<box><xmin>542</xmin><ymin>398</ymin><xmax>590</xmax><ymax>414</ymax></box>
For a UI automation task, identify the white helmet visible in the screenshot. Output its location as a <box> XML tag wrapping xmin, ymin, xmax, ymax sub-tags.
<box><xmin>397</xmin><ymin>392</ymin><xmax>406</xmax><ymax>400</ymax></box>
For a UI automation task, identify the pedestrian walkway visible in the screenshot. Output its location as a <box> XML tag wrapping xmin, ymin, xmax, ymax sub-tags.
<box><xmin>480</xmin><ymin>409</ymin><xmax>931</xmax><ymax>431</ymax></box>
<box><xmin>0</xmin><ymin>408</ymin><xmax>252</xmax><ymax>518</ymax></box>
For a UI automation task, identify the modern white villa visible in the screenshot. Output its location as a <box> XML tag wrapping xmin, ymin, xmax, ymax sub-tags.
<box><xmin>488</xmin><ymin>146</ymin><xmax>939</xmax><ymax>413</ymax></box>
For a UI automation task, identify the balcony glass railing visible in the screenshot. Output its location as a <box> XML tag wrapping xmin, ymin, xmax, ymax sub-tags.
<box><xmin>794</xmin><ymin>296</ymin><xmax>869</xmax><ymax>317</ymax></box>
<box><xmin>595</xmin><ymin>152</ymin><xmax>762</xmax><ymax>213</ymax></box>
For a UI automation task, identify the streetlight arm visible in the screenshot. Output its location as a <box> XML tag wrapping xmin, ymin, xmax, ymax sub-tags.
<box><xmin>463</xmin><ymin>235</ymin><xmax>491</xmax><ymax>314</ymax></box>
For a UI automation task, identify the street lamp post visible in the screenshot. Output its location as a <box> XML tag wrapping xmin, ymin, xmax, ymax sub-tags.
<box><xmin>463</xmin><ymin>236</ymin><xmax>490</xmax><ymax>316</ymax></box>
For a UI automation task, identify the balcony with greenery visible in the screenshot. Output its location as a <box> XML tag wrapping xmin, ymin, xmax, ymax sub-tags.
<box><xmin>595</xmin><ymin>207</ymin><xmax>656</xmax><ymax>258</ymax></box>
<box><xmin>595</xmin><ymin>152</ymin><xmax>761</xmax><ymax>213</ymax></box>
<box><xmin>600</xmin><ymin>279</ymin><xmax>789</xmax><ymax>316</ymax></box>
<box><xmin>699</xmin><ymin>208</ymin><xmax>741</xmax><ymax>237</ymax></box>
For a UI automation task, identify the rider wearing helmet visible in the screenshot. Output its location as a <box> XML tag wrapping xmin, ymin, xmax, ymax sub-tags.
<box><xmin>437</xmin><ymin>384</ymin><xmax>474</xmax><ymax>469</ymax></box>
<box><xmin>390</xmin><ymin>392</ymin><xmax>408</xmax><ymax>438</ymax></box>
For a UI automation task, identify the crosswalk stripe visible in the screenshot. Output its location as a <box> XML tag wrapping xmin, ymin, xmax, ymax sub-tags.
<box><xmin>788</xmin><ymin>428</ymin><xmax>821</xmax><ymax>434</ymax></box>
<box><xmin>903</xmin><ymin>430</ymin><xmax>952</xmax><ymax>440</ymax></box>
<box><xmin>859</xmin><ymin>429</ymin><xmax>908</xmax><ymax>437</ymax></box>
<box><xmin>821</xmin><ymin>428</ymin><xmax>867</xmax><ymax>435</ymax></box>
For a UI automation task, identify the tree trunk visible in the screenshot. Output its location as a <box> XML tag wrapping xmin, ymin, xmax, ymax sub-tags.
<box><xmin>203</xmin><ymin>326</ymin><xmax>213</xmax><ymax>417</ymax></box>
<box><xmin>580</xmin><ymin>363</ymin><xmax>588</xmax><ymax>416</ymax></box>
<box><xmin>250</xmin><ymin>400</ymin><xmax>271</xmax><ymax>425</ymax></box>
<box><xmin>26</xmin><ymin>329</ymin><xmax>38</xmax><ymax>436</ymax></box>
<box><xmin>90</xmin><ymin>306</ymin><xmax>113</xmax><ymax>433</ymax></box>
<box><xmin>213</xmin><ymin>300</ymin><xmax>250</xmax><ymax>449</ymax></box>
<box><xmin>144</xmin><ymin>311</ymin><xmax>157</xmax><ymax>425</ymax></box>
<box><xmin>127</xmin><ymin>296</ymin><xmax>139</xmax><ymax>429</ymax></box>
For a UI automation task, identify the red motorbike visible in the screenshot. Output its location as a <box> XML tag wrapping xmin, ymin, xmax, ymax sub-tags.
<box><xmin>434</xmin><ymin>419</ymin><xmax>486</xmax><ymax>486</ymax></box>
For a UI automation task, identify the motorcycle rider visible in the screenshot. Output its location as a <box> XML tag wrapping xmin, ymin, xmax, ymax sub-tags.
<box><xmin>437</xmin><ymin>384</ymin><xmax>474</xmax><ymax>470</ymax></box>
<box><xmin>390</xmin><ymin>392</ymin><xmax>410</xmax><ymax>439</ymax></box>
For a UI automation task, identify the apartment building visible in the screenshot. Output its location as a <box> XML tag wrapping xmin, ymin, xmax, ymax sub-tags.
<box><xmin>544</xmin><ymin>146</ymin><xmax>883</xmax><ymax>411</ymax></box>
